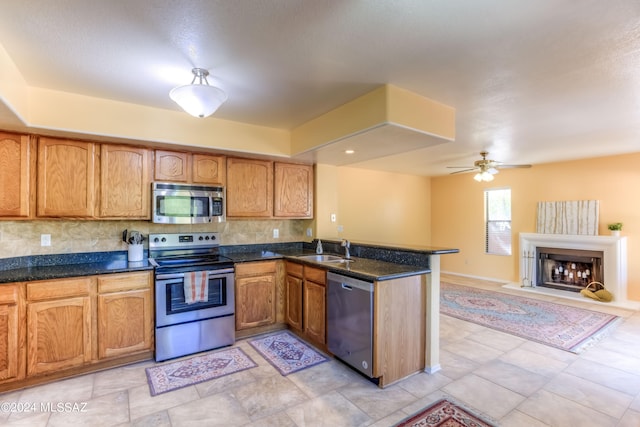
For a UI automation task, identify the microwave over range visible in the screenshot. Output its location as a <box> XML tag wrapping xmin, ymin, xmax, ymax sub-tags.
<box><xmin>152</xmin><ymin>182</ymin><xmax>225</xmax><ymax>224</ymax></box>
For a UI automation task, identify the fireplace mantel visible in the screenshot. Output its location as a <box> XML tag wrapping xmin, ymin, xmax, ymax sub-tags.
<box><xmin>518</xmin><ymin>233</ymin><xmax>629</xmax><ymax>306</ymax></box>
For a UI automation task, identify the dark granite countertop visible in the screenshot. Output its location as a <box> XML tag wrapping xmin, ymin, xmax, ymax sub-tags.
<box><xmin>0</xmin><ymin>239</ymin><xmax>457</xmax><ymax>284</ymax></box>
<box><xmin>0</xmin><ymin>251</ymin><xmax>153</xmax><ymax>284</ymax></box>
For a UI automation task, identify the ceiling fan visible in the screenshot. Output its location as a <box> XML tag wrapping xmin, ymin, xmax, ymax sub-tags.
<box><xmin>447</xmin><ymin>151</ymin><xmax>532</xmax><ymax>182</ymax></box>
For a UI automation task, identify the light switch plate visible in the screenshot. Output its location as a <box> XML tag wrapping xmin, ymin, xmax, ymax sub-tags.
<box><xmin>273</xmin><ymin>228</ymin><xmax>279</xmax><ymax>238</ymax></box>
<box><xmin>41</xmin><ymin>234</ymin><xmax>51</xmax><ymax>246</ymax></box>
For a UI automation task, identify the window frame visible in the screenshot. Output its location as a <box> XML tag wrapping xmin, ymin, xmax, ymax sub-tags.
<box><xmin>484</xmin><ymin>187</ymin><xmax>512</xmax><ymax>256</ymax></box>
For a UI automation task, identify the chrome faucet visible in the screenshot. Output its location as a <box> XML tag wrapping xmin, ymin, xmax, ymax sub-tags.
<box><xmin>341</xmin><ymin>239</ymin><xmax>351</xmax><ymax>259</ymax></box>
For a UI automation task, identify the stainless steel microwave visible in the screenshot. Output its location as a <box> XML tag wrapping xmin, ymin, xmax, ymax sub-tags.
<box><xmin>152</xmin><ymin>182</ymin><xmax>225</xmax><ymax>224</ymax></box>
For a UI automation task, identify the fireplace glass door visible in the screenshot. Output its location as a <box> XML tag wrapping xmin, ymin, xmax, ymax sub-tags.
<box><xmin>536</xmin><ymin>247</ymin><xmax>603</xmax><ymax>292</ymax></box>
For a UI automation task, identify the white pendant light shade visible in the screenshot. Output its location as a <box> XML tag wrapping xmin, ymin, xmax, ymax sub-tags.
<box><xmin>170</xmin><ymin>68</ymin><xmax>227</xmax><ymax>118</ymax></box>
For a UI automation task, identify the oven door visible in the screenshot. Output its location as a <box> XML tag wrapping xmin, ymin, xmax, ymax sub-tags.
<box><xmin>155</xmin><ymin>268</ymin><xmax>235</xmax><ymax>327</ymax></box>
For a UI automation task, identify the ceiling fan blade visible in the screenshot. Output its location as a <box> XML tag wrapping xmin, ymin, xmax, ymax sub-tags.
<box><xmin>449</xmin><ymin>168</ymin><xmax>476</xmax><ymax>175</ymax></box>
<box><xmin>499</xmin><ymin>164</ymin><xmax>532</xmax><ymax>169</ymax></box>
<box><xmin>446</xmin><ymin>166</ymin><xmax>474</xmax><ymax>169</ymax></box>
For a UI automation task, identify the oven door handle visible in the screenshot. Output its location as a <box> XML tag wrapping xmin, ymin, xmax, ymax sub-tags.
<box><xmin>155</xmin><ymin>268</ymin><xmax>235</xmax><ymax>280</ymax></box>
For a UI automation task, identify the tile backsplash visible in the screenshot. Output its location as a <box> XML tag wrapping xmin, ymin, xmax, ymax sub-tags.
<box><xmin>0</xmin><ymin>219</ymin><xmax>313</xmax><ymax>259</ymax></box>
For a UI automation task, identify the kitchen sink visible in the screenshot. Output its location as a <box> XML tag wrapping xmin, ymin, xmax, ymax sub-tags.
<box><xmin>295</xmin><ymin>254</ymin><xmax>352</xmax><ymax>263</ymax></box>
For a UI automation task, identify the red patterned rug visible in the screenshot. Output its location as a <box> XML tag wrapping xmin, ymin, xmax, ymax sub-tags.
<box><xmin>441</xmin><ymin>282</ymin><xmax>620</xmax><ymax>353</ymax></box>
<box><xmin>249</xmin><ymin>331</ymin><xmax>327</xmax><ymax>375</ymax></box>
<box><xmin>395</xmin><ymin>399</ymin><xmax>496</xmax><ymax>427</ymax></box>
<box><xmin>145</xmin><ymin>347</ymin><xmax>256</xmax><ymax>396</ymax></box>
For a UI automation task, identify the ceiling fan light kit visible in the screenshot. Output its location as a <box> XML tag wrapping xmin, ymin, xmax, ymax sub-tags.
<box><xmin>170</xmin><ymin>68</ymin><xmax>227</xmax><ymax>118</ymax></box>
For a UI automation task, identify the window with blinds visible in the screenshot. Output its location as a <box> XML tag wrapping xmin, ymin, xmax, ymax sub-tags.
<box><xmin>485</xmin><ymin>188</ymin><xmax>511</xmax><ymax>255</ymax></box>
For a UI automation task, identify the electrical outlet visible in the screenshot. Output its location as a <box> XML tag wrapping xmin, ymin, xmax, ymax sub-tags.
<box><xmin>337</xmin><ymin>225</ymin><xmax>344</xmax><ymax>233</ymax></box>
<box><xmin>273</xmin><ymin>228</ymin><xmax>279</xmax><ymax>238</ymax></box>
<box><xmin>306</xmin><ymin>228</ymin><xmax>312</xmax><ymax>237</ymax></box>
<box><xmin>330</xmin><ymin>213</ymin><xmax>336</xmax><ymax>222</ymax></box>
<box><xmin>41</xmin><ymin>234</ymin><xmax>51</xmax><ymax>246</ymax></box>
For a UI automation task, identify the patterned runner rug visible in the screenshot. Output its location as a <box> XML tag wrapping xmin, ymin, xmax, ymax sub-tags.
<box><xmin>145</xmin><ymin>347</ymin><xmax>256</xmax><ymax>396</ymax></box>
<box><xmin>395</xmin><ymin>398</ymin><xmax>496</xmax><ymax>427</ymax></box>
<box><xmin>249</xmin><ymin>331</ymin><xmax>328</xmax><ymax>375</ymax></box>
<box><xmin>441</xmin><ymin>282</ymin><xmax>621</xmax><ymax>353</ymax></box>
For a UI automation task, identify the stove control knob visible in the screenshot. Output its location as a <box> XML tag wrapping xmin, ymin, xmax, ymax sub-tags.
<box><xmin>153</xmin><ymin>237</ymin><xmax>160</xmax><ymax>243</ymax></box>
<box><xmin>199</xmin><ymin>236</ymin><xmax>204</xmax><ymax>241</ymax></box>
<box><xmin>161</xmin><ymin>237</ymin><xmax>166</xmax><ymax>242</ymax></box>
<box><xmin>205</xmin><ymin>236</ymin><xmax>210</xmax><ymax>240</ymax></box>
<box><xmin>211</xmin><ymin>235</ymin><xmax>216</xmax><ymax>240</ymax></box>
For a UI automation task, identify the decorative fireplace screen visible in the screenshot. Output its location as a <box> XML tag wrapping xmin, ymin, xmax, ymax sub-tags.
<box><xmin>536</xmin><ymin>247</ymin><xmax>603</xmax><ymax>292</ymax></box>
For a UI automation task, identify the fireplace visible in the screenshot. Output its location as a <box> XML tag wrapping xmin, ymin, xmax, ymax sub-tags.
<box><xmin>518</xmin><ymin>233</ymin><xmax>630</xmax><ymax>307</ymax></box>
<box><xmin>536</xmin><ymin>247</ymin><xmax>603</xmax><ymax>292</ymax></box>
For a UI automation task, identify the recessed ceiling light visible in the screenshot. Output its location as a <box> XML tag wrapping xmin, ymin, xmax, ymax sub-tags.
<box><xmin>345</xmin><ymin>149</ymin><xmax>355</xmax><ymax>154</ymax></box>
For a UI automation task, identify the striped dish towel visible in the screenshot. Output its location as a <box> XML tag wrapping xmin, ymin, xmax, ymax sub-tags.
<box><xmin>184</xmin><ymin>271</ymin><xmax>208</xmax><ymax>304</ymax></box>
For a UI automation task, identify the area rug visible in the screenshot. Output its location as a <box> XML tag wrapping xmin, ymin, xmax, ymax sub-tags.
<box><xmin>441</xmin><ymin>282</ymin><xmax>621</xmax><ymax>353</ymax></box>
<box><xmin>145</xmin><ymin>347</ymin><xmax>256</xmax><ymax>396</ymax></box>
<box><xmin>395</xmin><ymin>398</ymin><xmax>496</xmax><ymax>427</ymax></box>
<box><xmin>249</xmin><ymin>331</ymin><xmax>328</xmax><ymax>375</ymax></box>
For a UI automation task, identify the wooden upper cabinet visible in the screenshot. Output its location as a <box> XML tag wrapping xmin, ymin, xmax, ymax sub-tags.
<box><xmin>99</xmin><ymin>144</ymin><xmax>151</xmax><ymax>218</ymax></box>
<box><xmin>274</xmin><ymin>163</ymin><xmax>313</xmax><ymax>218</ymax></box>
<box><xmin>226</xmin><ymin>157</ymin><xmax>274</xmax><ymax>217</ymax></box>
<box><xmin>154</xmin><ymin>150</ymin><xmax>190</xmax><ymax>182</ymax></box>
<box><xmin>37</xmin><ymin>137</ymin><xmax>96</xmax><ymax>218</ymax></box>
<box><xmin>192</xmin><ymin>154</ymin><xmax>225</xmax><ymax>185</ymax></box>
<box><xmin>0</xmin><ymin>132</ymin><xmax>35</xmax><ymax>218</ymax></box>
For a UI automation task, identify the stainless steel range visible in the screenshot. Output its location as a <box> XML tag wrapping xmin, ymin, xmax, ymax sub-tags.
<box><xmin>149</xmin><ymin>232</ymin><xmax>235</xmax><ymax>361</ymax></box>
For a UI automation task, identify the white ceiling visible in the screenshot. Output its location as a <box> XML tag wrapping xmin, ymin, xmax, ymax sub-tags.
<box><xmin>1</xmin><ymin>0</ymin><xmax>639</xmax><ymax>176</ymax></box>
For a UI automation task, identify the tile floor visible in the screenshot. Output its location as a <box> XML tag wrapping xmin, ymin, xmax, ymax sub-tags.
<box><xmin>1</xmin><ymin>273</ymin><xmax>639</xmax><ymax>426</ymax></box>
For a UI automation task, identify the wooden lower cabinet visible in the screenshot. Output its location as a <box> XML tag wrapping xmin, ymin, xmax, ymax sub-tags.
<box><xmin>0</xmin><ymin>285</ymin><xmax>22</xmax><ymax>382</ymax></box>
<box><xmin>235</xmin><ymin>261</ymin><xmax>277</xmax><ymax>330</ymax></box>
<box><xmin>97</xmin><ymin>272</ymin><xmax>153</xmax><ymax>359</ymax></box>
<box><xmin>26</xmin><ymin>276</ymin><xmax>93</xmax><ymax>376</ymax></box>
<box><xmin>303</xmin><ymin>280</ymin><xmax>325</xmax><ymax>344</ymax></box>
<box><xmin>285</xmin><ymin>262</ymin><xmax>303</xmax><ymax>331</ymax></box>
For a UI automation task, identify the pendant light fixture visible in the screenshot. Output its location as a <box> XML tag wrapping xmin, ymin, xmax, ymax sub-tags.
<box><xmin>170</xmin><ymin>68</ymin><xmax>227</xmax><ymax>118</ymax></box>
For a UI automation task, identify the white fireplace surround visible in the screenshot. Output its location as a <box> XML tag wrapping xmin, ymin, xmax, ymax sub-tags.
<box><xmin>517</xmin><ymin>233</ymin><xmax>631</xmax><ymax>307</ymax></box>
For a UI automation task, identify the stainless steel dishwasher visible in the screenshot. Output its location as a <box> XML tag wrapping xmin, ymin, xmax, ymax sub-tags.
<box><xmin>327</xmin><ymin>272</ymin><xmax>374</xmax><ymax>378</ymax></box>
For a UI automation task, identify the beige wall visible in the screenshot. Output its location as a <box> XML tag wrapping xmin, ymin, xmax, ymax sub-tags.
<box><xmin>316</xmin><ymin>164</ymin><xmax>431</xmax><ymax>246</ymax></box>
<box><xmin>431</xmin><ymin>152</ymin><xmax>640</xmax><ymax>301</ymax></box>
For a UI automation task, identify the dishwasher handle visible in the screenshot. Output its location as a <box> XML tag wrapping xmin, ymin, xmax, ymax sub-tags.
<box><xmin>328</xmin><ymin>272</ymin><xmax>373</xmax><ymax>293</ymax></box>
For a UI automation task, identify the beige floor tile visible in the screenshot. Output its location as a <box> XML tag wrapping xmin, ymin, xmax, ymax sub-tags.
<box><xmin>564</xmin><ymin>358</ymin><xmax>640</xmax><ymax>396</ymax></box>
<box><xmin>128</xmin><ymin>383</ymin><xmax>199</xmax><ymax>420</ymax></box>
<box><xmin>499</xmin><ymin>409</ymin><xmax>554</xmax><ymax>426</ymax></box>
<box><xmin>442</xmin><ymin>374</ymin><xmax>525</xmax><ymax>420</ymax></box>
<box><xmin>287</xmin><ymin>359</ymin><xmax>362</xmax><ymax>399</ymax></box>
<box><xmin>93</xmin><ymin>361</ymin><xmax>151</xmax><ymax>398</ymax></box>
<box><xmin>438</xmin><ymin>349</ymin><xmax>479</xmax><ymax>380</ymax></box>
<box><xmin>231</xmin><ymin>374</ymin><xmax>308</xmax><ymax>420</ymax></box>
<box><xmin>395</xmin><ymin>371</ymin><xmax>452</xmax><ymax>398</ymax></box>
<box><xmin>243</xmin><ymin>411</ymin><xmax>297</xmax><ymax>427</ymax></box>
<box><xmin>465</xmin><ymin>328</ymin><xmax>527</xmax><ymax>352</ymax></box>
<box><xmin>286</xmin><ymin>389</ymin><xmax>371</xmax><ymax>427</ymax></box>
<box><xmin>617</xmin><ymin>409</ymin><xmax>640</xmax><ymax>427</ymax></box>
<box><xmin>337</xmin><ymin>382</ymin><xmax>416</xmax><ymax>421</ymax></box>
<box><xmin>47</xmin><ymin>390</ymin><xmax>129</xmax><ymax>427</ymax></box>
<box><xmin>126</xmin><ymin>410</ymin><xmax>171</xmax><ymax>427</ymax></box>
<box><xmin>443</xmin><ymin>338</ymin><xmax>504</xmax><ymax>364</ymax></box>
<box><xmin>474</xmin><ymin>360</ymin><xmax>548</xmax><ymax>396</ymax></box>
<box><xmin>580</xmin><ymin>346</ymin><xmax>640</xmax><ymax>376</ymax></box>
<box><xmin>194</xmin><ymin>368</ymin><xmax>258</xmax><ymax>398</ymax></box>
<box><xmin>543</xmin><ymin>372</ymin><xmax>634</xmax><ymax>418</ymax></box>
<box><xmin>167</xmin><ymin>391</ymin><xmax>251</xmax><ymax>427</ymax></box>
<box><xmin>499</xmin><ymin>347</ymin><xmax>568</xmax><ymax>377</ymax></box>
<box><xmin>2</xmin><ymin>412</ymin><xmax>50</xmax><ymax>427</ymax></box>
<box><xmin>518</xmin><ymin>389</ymin><xmax>617</xmax><ymax>427</ymax></box>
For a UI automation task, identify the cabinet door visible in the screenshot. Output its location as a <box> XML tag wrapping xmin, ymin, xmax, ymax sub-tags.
<box><xmin>226</xmin><ymin>158</ymin><xmax>273</xmax><ymax>217</ymax></box>
<box><xmin>303</xmin><ymin>280</ymin><xmax>326</xmax><ymax>345</ymax></box>
<box><xmin>37</xmin><ymin>137</ymin><xmax>96</xmax><ymax>217</ymax></box>
<box><xmin>192</xmin><ymin>154</ymin><xmax>225</xmax><ymax>185</ymax></box>
<box><xmin>100</xmin><ymin>144</ymin><xmax>151</xmax><ymax>218</ymax></box>
<box><xmin>27</xmin><ymin>296</ymin><xmax>92</xmax><ymax>376</ymax></box>
<box><xmin>0</xmin><ymin>132</ymin><xmax>34</xmax><ymax>218</ymax></box>
<box><xmin>97</xmin><ymin>289</ymin><xmax>153</xmax><ymax>359</ymax></box>
<box><xmin>0</xmin><ymin>285</ymin><xmax>20</xmax><ymax>382</ymax></box>
<box><xmin>285</xmin><ymin>274</ymin><xmax>303</xmax><ymax>331</ymax></box>
<box><xmin>154</xmin><ymin>150</ymin><xmax>190</xmax><ymax>182</ymax></box>
<box><xmin>274</xmin><ymin>162</ymin><xmax>313</xmax><ymax>218</ymax></box>
<box><xmin>235</xmin><ymin>274</ymin><xmax>276</xmax><ymax>330</ymax></box>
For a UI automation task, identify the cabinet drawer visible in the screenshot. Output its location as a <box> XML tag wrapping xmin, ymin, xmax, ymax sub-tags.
<box><xmin>285</xmin><ymin>261</ymin><xmax>303</xmax><ymax>278</ymax></box>
<box><xmin>235</xmin><ymin>261</ymin><xmax>277</xmax><ymax>277</ymax></box>
<box><xmin>98</xmin><ymin>272</ymin><xmax>151</xmax><ymax>293</ymax></box>
<box><xmin>27</xmin><ymin>277</ymin><xmax>92</xmax><ymax>301</ymax></box>
<box><xmin>0</xmin><ymin>285</ymin><xmax>19</xmax><ymax>304</ymax></box>
<box><xmin>304</xmin><ymin>266</ymin><xmax>326</xmax><ymax>285</ymax></box>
